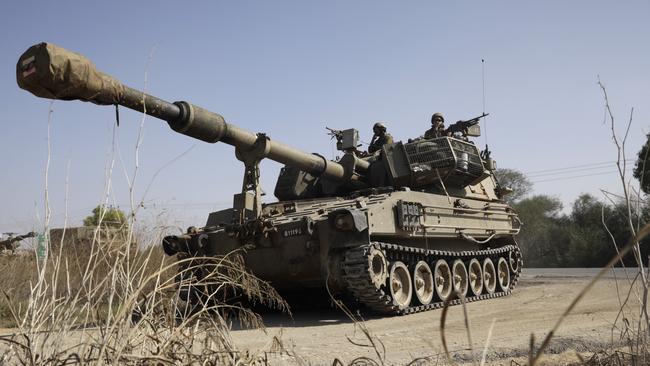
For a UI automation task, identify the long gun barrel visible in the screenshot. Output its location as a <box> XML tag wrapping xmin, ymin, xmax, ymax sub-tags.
<box><xmin>16</xmin><ymin>43</ymin><xmax>351</xmax><ymax>181</ymax></box>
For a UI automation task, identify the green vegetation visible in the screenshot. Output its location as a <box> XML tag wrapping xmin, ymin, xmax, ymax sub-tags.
<box><xmin>634</xmin><ymin>132</ymin><xmax>650</xmax><ymax>194</ymax></box>
<box><xmin>495</xmin><ymin>168</ymin><xmax>533</xmax><ymax>204</ymax></box>
<box><xmin>503</xmin><ymin>168</ymin><xmax>650</xmax><ymax>267</ymax></box>
<box><xmin>83</xmin><ymin>205</ymin><xmax>128</xmax><ymax>228</ymax></box>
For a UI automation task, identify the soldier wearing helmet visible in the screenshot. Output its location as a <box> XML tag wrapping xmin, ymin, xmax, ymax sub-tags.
<box><xmin>424</xmin><ymin>112</ymin><xmax>451</xmax><ymax>139</ymax></box>
<box><xmin>368</xmin><ymin>122</ymin><xmax>394</xmax><ymax>154</ymax></box>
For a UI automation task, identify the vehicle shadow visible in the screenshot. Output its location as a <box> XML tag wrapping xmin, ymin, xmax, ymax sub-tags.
<box><xmin>232</xmin><ymin>289</ymin><xmax>385</xmax><ymax>329</ymax></box>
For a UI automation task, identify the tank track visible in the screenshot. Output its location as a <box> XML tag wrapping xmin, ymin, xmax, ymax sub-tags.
<box><xmin>342</xmin><ymin>242</ymin><xmax>522</xmax><ymax>315</ymax></box>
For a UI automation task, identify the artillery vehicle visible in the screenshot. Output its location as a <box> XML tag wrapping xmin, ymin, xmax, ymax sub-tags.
<box><xmin>0</xmin><ymin>231</ymin><xmax>36</xmax><ymax>253</ymax></box>
<box><xmin>17</xmin><ymin>43</ymin><xmax>521</xmax><ymax>315</ymax></box>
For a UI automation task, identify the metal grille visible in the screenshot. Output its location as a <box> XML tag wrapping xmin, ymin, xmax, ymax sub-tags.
<box><xmin>404</xmin><ymin>139</ymin><xmax>455</xmax><ymax>172</ymax></box>
<box><xmin>449</xmin><ymin>139</ymin><xmax>484</xmax><ymax>176</ymax></box>
<box><xmin>402</xmin><ymin>137</ymin><xmax>485</xmax><ymax>187</ymax></box>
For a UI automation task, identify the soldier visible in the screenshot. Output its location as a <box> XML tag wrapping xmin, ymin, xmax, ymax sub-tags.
<box><xmin>424</xmin><ymin>112</ymin><xmax>450</xmax><ymax>139</ymax></box>
<box><xmin>368</xmin><ymin>122</ymin><xmax>394</xmax><ymax>154</ymax></box>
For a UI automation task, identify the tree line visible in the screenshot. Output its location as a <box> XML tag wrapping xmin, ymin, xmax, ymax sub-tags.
<box><xmin>497</xmin><ymin>166</ymin><xmax>650</xmax><ymax>268</ymax></box>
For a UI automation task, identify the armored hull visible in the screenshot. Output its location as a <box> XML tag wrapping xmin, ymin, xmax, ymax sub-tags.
<box><xmin>185</xmin><ymin>167</ymin><xmax>521</xmax><ymax>314</ymax></box>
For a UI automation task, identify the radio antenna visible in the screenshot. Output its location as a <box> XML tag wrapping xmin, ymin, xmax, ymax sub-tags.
<box><xmin>482</xmin><ymin>59</ymin><xmax>488</xmax><ymax>146</ymax></box>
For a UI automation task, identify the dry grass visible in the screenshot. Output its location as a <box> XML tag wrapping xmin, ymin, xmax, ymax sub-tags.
<box><xmin>0</xmin><ymin>222</ymin><xmax>291</xmax><ymax>365</ymax></box>
<box><xmin>0</xmin><ymin>228</ymin><xmax>169</xmax><ymax>326</ymax></box>
<box><xmin>0</xmin><ymin>97</ymin><xmax>292</xmax><ymax>364</ymax></box>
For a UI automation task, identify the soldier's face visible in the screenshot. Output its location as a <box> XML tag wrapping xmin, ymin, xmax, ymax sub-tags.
<box><xmin>433</xmin><ymin>118</ymin><xmax>443</xmax><ymax>128</ymax></box>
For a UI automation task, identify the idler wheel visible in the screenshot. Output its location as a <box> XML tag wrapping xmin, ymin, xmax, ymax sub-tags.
<box><xmin>434</xmin><ymin>259</ymin><xmax>453</xmax><ymax>301</ymax></box>
<box><xmin>389</xmin><ymin>261</ymin><xmax>413</xmax><ymax>309</ymax></box>
<box><xmin>367</xmin><ymin>246</ymin><xmax>388</xmax><ymax>289</ymax></box>
<box><xmin>509</xmin><ymin>250</ymin><xmax>521</xmax><ymax>273</ymax></box>
<box><xmin>497</xmin><ymin>257</ymin><xmax>511</xmax><ymax>292</ymax></box>
<box><xmin>413</xmin><ymin>261</ymin><xmax>434</xmax><ymax>305</ymax></box>
<box><xmin>482</xmin><ymin>258</ymin><xmax>497</xmax><ymax>294</ymax></box>
<box><xmin>467</xmin><ymin>258</ymin><xmax>484</xmax><ymax>296</ymax></box>
<box><xmin>452</xmin><ymin>259</ymin><xmax>469</xmax><ymax>298</ymax></box>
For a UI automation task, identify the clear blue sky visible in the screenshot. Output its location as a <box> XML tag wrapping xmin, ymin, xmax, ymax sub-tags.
<box><xmin>1</xmin><ymin>1</ymin><xmax>649</xmax><ymax>234</ymax></box>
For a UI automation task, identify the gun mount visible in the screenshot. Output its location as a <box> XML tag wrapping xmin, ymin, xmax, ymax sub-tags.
<box><xmin>17</xmin><ymin>42</ymin><xmax>521</xmax><ymax>316</ymax></box>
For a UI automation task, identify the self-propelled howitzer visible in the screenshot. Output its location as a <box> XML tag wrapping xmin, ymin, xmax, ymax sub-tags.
<box><xmin>17</xmin><ymin>42</ymin><xmax>522</xmax><ymax>315</ymax></box>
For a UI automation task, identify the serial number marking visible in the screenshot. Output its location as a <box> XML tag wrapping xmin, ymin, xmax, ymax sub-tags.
<box><xmin>282</xmin><ymin>228</ymin><xmax>303</xmax><ymax>237</ymax></box>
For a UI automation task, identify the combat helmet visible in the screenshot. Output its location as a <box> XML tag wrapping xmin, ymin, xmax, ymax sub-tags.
<box><xmin>431</xmin><ymin>112</ymin><xmax>444</xmax><ymax>124</ymax></box>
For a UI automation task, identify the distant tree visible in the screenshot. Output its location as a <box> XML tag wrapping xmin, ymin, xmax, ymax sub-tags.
<box><xmin>83</xmin><ymin>205</ymin><xmax>128</xmax><ymax>228</ymax></box>
<box><xmin>634</xmin><ymin>132</ymin><xmax>650</xmax><ymax>194</ymax></box>
<box><xmin>604</xmin><ymin>198</ymin><xmax>650</xmax><ymax>267</ymax></box>
<box><xmin>571</xmin><ymin>194</ymin><xmax>607</xmax><ymax>229</ymax></box>
<box><xmin>494</xmin><ymin>168</ymin><xmax>533</xmax><ymax>204</ymax></box>
<box><xmin>566</xmin><ymin>194</ymin><xmax>614</xmax><ymax>267</ymax></box>
<box><xmin>513</xmin><ymin>195</ymin><xmax>567</xmax><ymax>267</ymax></box>
<box><xmin>512</xmin><ymin>192</ymin><xmax>650</xmax><ymax>267</ymax></box>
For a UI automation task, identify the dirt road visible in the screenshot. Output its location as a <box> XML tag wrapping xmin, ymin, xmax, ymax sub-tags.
<box><xmin>230</xmin><ymin>269</ymin><xmax>640</xmax><ymax>365</ymax></box>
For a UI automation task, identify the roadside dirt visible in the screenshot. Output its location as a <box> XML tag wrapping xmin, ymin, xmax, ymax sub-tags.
<box><xmin>0</xmin><ymin>271</ymin><xmax>638</xmax><ymax>365</ymax></box>
<box><xmin>230</xmin><ymin>272</ymin><xmax>640</xmax><ymax>365</ymax></box>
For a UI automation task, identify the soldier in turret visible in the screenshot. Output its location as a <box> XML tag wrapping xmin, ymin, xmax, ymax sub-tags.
<box><xmin>424</xmin><ymin>112</ymin><xmax>451</xmax><ymax>139</ymax></box>
<box><xmin>368</xmin><ymin>122</ymin><xmax>393</xmax><ymax>155</ymax></box>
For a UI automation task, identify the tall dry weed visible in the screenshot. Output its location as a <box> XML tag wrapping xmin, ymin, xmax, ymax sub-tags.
<box><xmin>522</xmin><ymin>80</ymin><xmax>650</xmax><ymax>365</ymax></box>
<box><xmin>0</xmin><ymin>95</ymin><xmax>290</xmax><ymax>365</ymax></box>
<box><xmin>0</xmin><ymin>218</ymin><xmax>291</xmax><ymax>365</ymax></box>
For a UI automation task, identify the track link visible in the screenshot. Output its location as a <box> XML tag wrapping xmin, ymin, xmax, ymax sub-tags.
<box><xmin>342</xmin><ymin>242</ymin><xmax>522</xmax><ymax>315</ymax></box>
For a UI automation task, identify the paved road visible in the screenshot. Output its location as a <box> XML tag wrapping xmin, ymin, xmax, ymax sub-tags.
<box><xmin>523</xmin><ymin>267</ymin><xmax>646</xmax><ymax>279</ymax></box>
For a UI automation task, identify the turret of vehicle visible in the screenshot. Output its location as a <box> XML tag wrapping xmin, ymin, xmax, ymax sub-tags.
<box><xmin>17</xmin><ymin>42</ymin><xmax>522</xmax><ymax>314</ymax></box>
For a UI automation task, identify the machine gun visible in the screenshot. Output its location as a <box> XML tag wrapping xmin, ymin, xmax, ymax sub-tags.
<box><xmin>326</xmin><ymin>126</ymin><xmax>343</xmax><ymax>141</ymax></box>
<box><xmin>326</xmin><ymin>126</ymin><xmax>362</xmax><ymax>154</ymax></box>
<box><xmin>445</xmin><ymin>113</ymin><xmax>489</xmax><ymax>137</ymax></box>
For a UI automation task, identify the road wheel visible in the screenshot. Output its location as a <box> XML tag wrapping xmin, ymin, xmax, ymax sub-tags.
<box><xmin>468</xmin><ymin>258</ymin><xmax>484</xmax><ymax>296</ymax></box>
<box><xmin>413</xmin><ymin>261</ymin><xmax>434</xmax><ymax>305</ymax></box>
<box><xmin>497</xmin><ymin>257</ymin><xmax>511</xmax><ymax>292</ymax></box>
<box><xmin>483</xmin><ymin>258</ymin><xmax>497</xmax><ymax>294</ymax></box>
<box><xmin>434</xmin><ymin>259</ymin><xmax>452</xmax><ymax>301</ymax></box>
<box><xmin>389</xmin><ymin>261</ymin><xmax>413</xmax><ymax>309</ymax></box>
<box><xmin>509</xmin><ymin>250</ymin><xmax>520</xmax><ymax>273</ymax></box>
<box><xmin>367</xmin><ymin>246</ymin><xmax>388</xmax><ymax>289</ymax></box>
<box><xmin>452</xmin><ymin>259</ymin><xmax>469</xmax><ymax>298</ymax></box>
